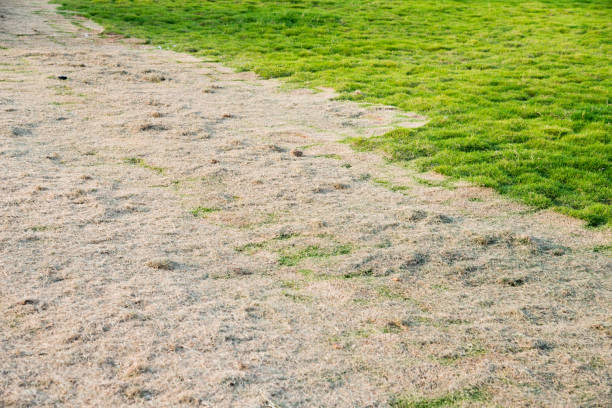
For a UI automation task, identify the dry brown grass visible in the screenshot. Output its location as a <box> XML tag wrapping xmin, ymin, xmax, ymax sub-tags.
<box><xmin>0</xmin><ymin>1</ymin><xmax>610</xmax><ymax>407</ymax></box>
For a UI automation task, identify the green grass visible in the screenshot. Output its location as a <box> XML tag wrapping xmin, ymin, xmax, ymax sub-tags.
<box><xmin>56</xmin><ymin>0</ymin><xmax>611</xmax><ymax>226</ymax></box>
<box><xmin>392</xmin><ymin>387</ymin><xmax>487</xmax><ymax>408</ymax></box>
<box><xmin>190</xmin><ymin>206</ymin><xmax>219</xmax><ymax>217</ymax></box>
<box><xmin>278</xmin><ymin>243</ymin><xmax>352</xmax><ymax>266</ymax></box>
<box><xmin>372</xmin><ymin>177</ymin><xmax>410</xmax><ymax>193</ymax></box>
<box><xmin>123</xmin><ymin>157</ymin><xmax>164</xmax><ymax>174</ymax></box>
<box><xmin>593</xmin><ymin>244</ymin><xmax>612</xmax><ymax>255</ymax></box>
<box><xmin>316</xmin><ymin>153</ymin><xmax>342</xmax><ymax>160</ymax></box>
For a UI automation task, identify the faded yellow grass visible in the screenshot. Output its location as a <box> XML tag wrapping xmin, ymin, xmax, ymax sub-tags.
<box><xmin>0</xmin><ymin>1</ymin><xmax>610</xmax><ymax>407</ymax></box>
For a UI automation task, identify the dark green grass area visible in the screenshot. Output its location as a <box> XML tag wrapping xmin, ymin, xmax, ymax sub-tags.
<box><xmin>56</xmin><ymin>0</ymin><xmax>611</xmax><ymax>226</ymax></box>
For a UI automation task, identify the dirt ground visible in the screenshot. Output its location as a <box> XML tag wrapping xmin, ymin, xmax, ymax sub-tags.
<box><xmin>1</xmin><ymin>1</ymin><xmax>610</xmax><ymax>407</ymax></box>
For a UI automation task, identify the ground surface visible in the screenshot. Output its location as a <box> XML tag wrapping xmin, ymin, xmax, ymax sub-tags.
<box><xmin>0</xmin><ymin>1</ymin><xmax>611</xmax><ymax>407</ymax></box>
<box><xmin>54</xmin><ymin>0</ymin><xmax>612</xmax><ymax>226</ymax></box>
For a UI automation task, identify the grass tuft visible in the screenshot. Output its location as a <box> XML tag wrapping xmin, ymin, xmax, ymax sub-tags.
<box><xmin>123</xmin><ymin>157</ymin><xmax>164</xmax><ymax>174</ymax></box>
<box><xmin>391</xmin><ymin>386</ymin><xmax>487</xmax><ymax>408</ymax></box>
<box><xmin>190</xmin><ymin>206</ymin><xmax>219</xmax><ymax>217</ymax></box>
<box><xmin>278</xmin><ymin>243</ymin><xmax>352</xmax><ymax>266</ymax></box>
<box><xmin>372</xmin><ymin>178</ymin><xmax>410</xmax><ymax>193</ymax></box>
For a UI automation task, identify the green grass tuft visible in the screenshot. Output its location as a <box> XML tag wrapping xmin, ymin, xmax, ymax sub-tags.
<box><xmin>190</xmin><ymin>206</ymin><xmax>219</xmax><ymax>217</ymax></box>
<box><xmin>58</xmin><ymin>0</ymin><xmax>611</xmax><ymax>226</ymax></box>
<box><xmin>316</xmin><ymin>153</ymin><xmax>342</xmax><ymax>160</ymax></box>
<box><xmin>123</xmin><ymin>157</ymin><xmax>164</xmax><ymax>174</ymax></box>
<box><xmin>278</xmin><ymin>243</ymin><xmax>352</xmax><ymax>266</ymax></box>
<box><xmin>593</xmin><ymin>244</ymin><xmax>612</xmax><ymax>255</ymax></box>
<box><xmin>392</xmin><ymin>386</ymin><xmax>487</xmax><ymax>408</ymax></box>
<box><xmin>372</xmin><ymin>178</ymin><xmax>410</xmax><ymax>193</ymax></box>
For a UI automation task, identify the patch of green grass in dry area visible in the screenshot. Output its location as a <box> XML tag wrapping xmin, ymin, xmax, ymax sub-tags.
<box><xmin>55</xmin><ymin>0</ymin><xmax>611</xmax><ymax>226</ymax></box>
<box><xmin>123</xmin><ymin>157</ymin><xmax>164</xmax><ymax>174</ymax></box>
<box><xmin>316</xmin><ymin>153</ymin><xmax>342</xmax><ymax>160</ymax></box>
<box><xmin>328</xmin><ymin>326</ymin><xmax>377</xmax><ymax>348</ymax></box>
<box><xmin>190</xmin><ymin>206</ymin><xmax>219</xmax><ymax>217</ymax></box>
<box><xmin>297</xmin><ymin>268</ymin><xmax>332</xmax><ymax>281</ymax></box>
<box><xmin>235</xmin><ymin>232</ymin><xmax>300</xmax><ymax>254</ymax></box>
<box><xmin>391</xmin><ymin>386</ymin><xmax>488</xmax><ymax>408</ymax></box>
<box><xmin>235</xmin><ymin>241</ymin><xmax>267</xmax><ymax>254</ymax></box>
<box><xmin>592</xmin><ymin>244</ymin><xmax>612</xmax><ymax>254</ymax></box>
<box><xmin>375</xmin><ymin>239</ymin><xmax>392</xmax><ymax>248</ymax></box>
<box><xmin>412</xmin><ymin>177</ymin><xmax>456</xmax><ymax>190</ymax></box>
<box><xmin>372</xmin><ymin>178</ymin><xmax>410</xmax><ymax>193</ymax></box>
<box><xmin>278</xmin><ymin>243</ymin><xmax>352</xmax><ymax>266</ymax></box>
<box><xmin>274</xmin><ymin>231</ymin><xmax>300</xmax><ymax>240</ymax></box>
<box><xmin>376</xmin><ymin>286</ymin><xmax>411</xmax><ymax>301</ymax></box>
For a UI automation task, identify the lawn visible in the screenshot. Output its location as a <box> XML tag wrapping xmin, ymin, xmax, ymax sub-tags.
<box><xmin>55</xmin><ymin>0</ymin><xmax>611</xmax><ymax>226</ymax></box>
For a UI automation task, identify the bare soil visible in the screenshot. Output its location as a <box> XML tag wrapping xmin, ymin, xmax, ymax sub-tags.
<box><xmin>1</xmin><ymin>1</ymin><xmax>610</xmax><ymax>407</ymax></box>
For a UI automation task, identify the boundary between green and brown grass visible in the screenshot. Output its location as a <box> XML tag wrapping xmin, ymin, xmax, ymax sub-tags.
<box><xmin>54</xmin><ymin>0</ymin><xmax>611</xmax><ymax>226</ymax></box>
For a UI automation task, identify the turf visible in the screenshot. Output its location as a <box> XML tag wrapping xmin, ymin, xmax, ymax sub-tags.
<box><xmin>55</xmin><ymin>0</ymin><xmax>611</xmax><ymax>226</ymax></box>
